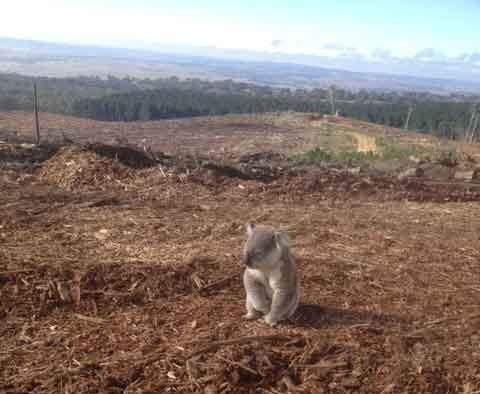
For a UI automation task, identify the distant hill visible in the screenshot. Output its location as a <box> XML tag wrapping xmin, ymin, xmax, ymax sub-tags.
<box><xmin>1</xmin><ymin>37</ymin><xmax>480</xmax><ymax>95</ymax></box>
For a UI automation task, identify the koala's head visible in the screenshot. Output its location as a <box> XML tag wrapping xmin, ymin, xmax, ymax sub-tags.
<box><xmin>242</xmin><ymin>223</ymin><xmax>289</xmax><ymax>270</ymax></box>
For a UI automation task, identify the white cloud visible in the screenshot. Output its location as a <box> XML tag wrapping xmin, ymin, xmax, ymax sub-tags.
<box><xmin>270</xmin><ymin>40</ymin><xmax>282</xmax><ymax>48</ymax></box>
<box><xmin>323</xmin><ymin>43</ymin><xmax>355</xmax><ymax>52</ymax></box>
<box><xmin>0</xmin><ymin>1</ymin><xmax>270</xmax><ymax>51</ymax></box>
<box><xmin>371</xmin><ymin>48</ymin><xmax>393</xmax><ymax>60</ymax></box>
<box><xmin>414</xmin><ymin>48</ymin><xmax>447</xmax><ymax>62</ymax></box>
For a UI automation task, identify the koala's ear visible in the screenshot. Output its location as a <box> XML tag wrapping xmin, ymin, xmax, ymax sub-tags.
<box><xmin>246</xmin><ymin>222</ymin><xmax>256</xmax><ymax>236</ymax></box>
<box><xmin>274</xmin><ymin>230</ymin><xmax>289</xmax><ymax>250</ymax></box>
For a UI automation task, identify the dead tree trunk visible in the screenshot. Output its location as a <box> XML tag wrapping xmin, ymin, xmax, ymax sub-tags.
<box><xmin>467</xmin><ymin>110</ymin><xmax>476</xmax><ymax>136</ymax></box>
<box><xmin>33</xmin><ymin>82</ymin><xmax>40</xmax><ymax>145</ymax></box>
<box><xmin>328</xmin><ymin>85</ymin><xmax>336</xmax><ymax>115</ymax></box>
<box><xmin>404</xmin><ymin>106</ymin><xmax>413</xmax><ymax>130</ymax></box>
<box><xmin>471</xmin><ymin>114</ymin><xmax>479</xmax><ymax>142</ymax></box>
<box><xmin>469</xmin><ymin>105</ymin><xmax>478</xmax><ymax>141</ymax></box>
<box><xmin>466</xmin><ymin>105</ymin><xmax>478</xmax><ymax>143</ymax></box>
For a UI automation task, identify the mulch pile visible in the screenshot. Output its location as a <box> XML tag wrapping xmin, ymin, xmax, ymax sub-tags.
<box><xmin>36</xmin><ymin>145</ymin><xmax>135</xmax><ymax>191</ymax></box>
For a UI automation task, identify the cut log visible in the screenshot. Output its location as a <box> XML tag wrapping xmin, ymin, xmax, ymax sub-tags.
<box><xmin>472</xmin><ymin>168</ymin><xmax>480</xmax><ymax>181</ymax></box>
<box><xmin>409</xmin><ymin>155</ymin><xmax>423</xmax><ymax>164</ymax></box>
<box><xmin>398</xmin><ymin>167</ymin><xmax>423</xmax><ymax>180</ymax></box>
<box><xmin>346</xmin><ymin>167</ymin><xmax>361</xmax><ymax>175</ymax></box>
<box><xmin>454</xmin><ymin>170</ymin><xmax>474</xmax><ymax>181</ymax></box>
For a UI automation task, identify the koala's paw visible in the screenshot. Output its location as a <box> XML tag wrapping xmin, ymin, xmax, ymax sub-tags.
<box><xmin>243</xmin><ymin>312</ymin><xmax>261</xmax><ymax>320</ymax></box>
<box><xmin>263</xmin><ymin>314</ymin><xmax>279</xmax><ymax>327</ymax></box>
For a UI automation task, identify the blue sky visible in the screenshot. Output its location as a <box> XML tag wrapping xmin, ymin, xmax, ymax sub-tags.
<box><xmin>1</xmin><ymin>0</ymin><xmax>479</xmax><ymax>59</ymax></box>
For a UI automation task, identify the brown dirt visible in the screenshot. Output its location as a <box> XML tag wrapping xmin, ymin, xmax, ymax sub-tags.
<box><xmin>1</xmin><ymin>120</ymin><xmax>480</xmax><ymax>393</ymax></box>
<box><xmin>0</xmin><ymin>111</ymin><xmax>330</xmax><ymax>159</ymax></box>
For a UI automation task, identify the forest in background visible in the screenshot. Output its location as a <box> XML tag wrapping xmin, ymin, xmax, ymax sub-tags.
<box><xmin>1</xmin><ymin>72</ymin><xmax>479</xmax><ymax>140</ymax></box>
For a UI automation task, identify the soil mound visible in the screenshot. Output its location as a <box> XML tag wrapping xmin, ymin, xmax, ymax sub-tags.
<box><xmin>0</xmin><ymin>143</ymin><xmax>59</xmax><ymax>171</ymax></box>
<box><xmin>85</xmin><ymin>143</ymin><xmax>161</xmax><ymax>169</ymax></box>
<box><xmin>264</xmin><ymin>169</ymin><xmax>480</xmax><ymax>203</ymax></box>
<box><xmin>37</xmin><ymin>145</ymin><xmax>132</xmax><ymax>191</ymax></box>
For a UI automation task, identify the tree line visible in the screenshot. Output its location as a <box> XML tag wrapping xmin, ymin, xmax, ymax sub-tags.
<box><xmin>0</xmin><ymin>72</ymin><xmax>479</xmax><ymax>140</ymax></box>
<box><xmin>70</xmin><ymin>89</ymin><xmax>477</xmax><ymax>140</ymax></box>
<box><xmin>70</xmin><ymin>89</ymin><xmax>333</xmax><ymax>121</ymax></box>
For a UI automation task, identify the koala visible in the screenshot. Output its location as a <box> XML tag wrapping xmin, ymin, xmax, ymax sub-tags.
<box><xmin>242</xmin><ymin>223</ymin><xmax>299</xmax><ymax>327</ymax></box>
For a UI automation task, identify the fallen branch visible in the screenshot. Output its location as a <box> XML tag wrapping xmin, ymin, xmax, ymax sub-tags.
<box><xmin>158</xmin><ymin>165</ymin><xmax>167</xmax><ymax>178</ymax></box>
<box><xmin>82</xmin><ymin>289</ymin><xmax>131</xmax><ymax>297</ymax></box>
<box><xmin>423</xmin><ymin>311</ymin><xmax>480</xmax><ymax>327</ymax></box>
<box><xmin>0</xmin><ymin>269</ymin><xmax>35</xmax><ymax>276</ymax></box>
<box><xmin>75</xmin><ymin>197</ymin><xmax>120</xmax><ymax>208</ymax></box>
<box><xmin>198</xmin><ymin>274</ymin><xmax>238</xmax><ymax>293</ymax></box>
<box><xmin>304</xmin><ymin>360</ymin><xmax>349</xmax><ymax>370</ymax></box>
<box><xmin>215</xmin><ymin>354</ymin><xmax>261</xmax><ymax>376</ymax></box>
<box><xmin>407</xmin><ymin>312</ymin><xmax>480</xmax><ymax>337</ymax></box>
<box><xmin>73</xmin><ymin>313</ymin><xmax>108</xmax><ymax>324</ymax></box>
<box><xmin>184</xmin><ymin>335</ymin><xmax>297</xmax><ymax>359</ymax></box>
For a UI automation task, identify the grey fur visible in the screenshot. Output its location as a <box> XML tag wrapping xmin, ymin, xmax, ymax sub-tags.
<box><xmin>242</xmin><ymin>223</ymin><xmax>299</xmax><ymax>326</ymax></box>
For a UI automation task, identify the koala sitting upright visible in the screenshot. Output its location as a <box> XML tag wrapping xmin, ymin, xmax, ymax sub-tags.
<box><xmin>242</xmin><ymin>223</ymin><xmax>300</xmax><ymax>327</ymax></box>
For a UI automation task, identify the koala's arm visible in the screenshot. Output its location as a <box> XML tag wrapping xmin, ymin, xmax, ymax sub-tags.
<box><xmin>243</xmin><ymin>270</ymin><xmax>270</xmax><ymax>314</ymax></box>
<box><xmin>264</xmin><ymin>261</ymin><xmax>298</xmax><ymax>325</ymax></box>
<box><xmin>266</xmin><ymin>286</ymin><xmax>296</xmax><ymax>324</ymax></box>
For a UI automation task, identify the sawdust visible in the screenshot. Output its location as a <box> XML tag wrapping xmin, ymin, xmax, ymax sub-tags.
<box><xmin>36</xmin><ymin>145</ymin><xmax>148</xmax><ymax>191</ymax></box>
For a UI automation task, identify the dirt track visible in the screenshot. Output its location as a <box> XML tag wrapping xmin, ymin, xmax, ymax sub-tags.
<box><xmin>1</xmin><ymin>140</ymin><xmax>480</xmax><ymax>393</ymax></box>
<box><xmin>346</xmin><ymin>131</ymin><xmax>377</xmax><ymax>153</ymax></box>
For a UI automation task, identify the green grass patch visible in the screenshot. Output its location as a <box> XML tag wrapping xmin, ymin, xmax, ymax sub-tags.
<box><xmin>290</xmin><ymin>147</ymin><xmax>377</xmax><ymax>166</ymax></box>
<box><xmin>291</xmin><ymin>135</ymin><xmax>435</xmax><ymax>167</ymax></box>
<box><xmin>375</xmin><ymin>137</ymin><xmax>429</xmax><ymax>160</ymax></box>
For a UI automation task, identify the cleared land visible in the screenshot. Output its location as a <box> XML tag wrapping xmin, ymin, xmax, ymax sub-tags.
<box><xmin>1</xmin><ymin>112</ymin><xmax>480</xmax><ymax>393</ymax></box>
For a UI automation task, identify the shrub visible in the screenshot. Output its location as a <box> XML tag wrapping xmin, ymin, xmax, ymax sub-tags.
<box><xmin>376</xmin><ymin>137</ymin><xmax>428</xmax><ymax>160</ymax></box>
<box><xmin>290</xmin><ymin>147</ymin><xmax>376</xmax><ymax>166</ymax></box>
